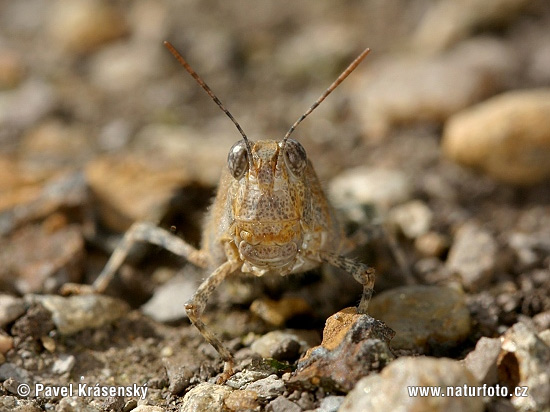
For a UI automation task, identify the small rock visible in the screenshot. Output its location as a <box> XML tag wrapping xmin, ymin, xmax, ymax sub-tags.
<box><xmin>0</xmin><ymin>333</ymin><xmax>13</xmax><ymax>354</ymax></box>
<box><xmin>316</xmin><ymin>396</ymin><xmax>344</xmax><ymax>412</ymax></box>
<box><xmin>498</xmin><ymin>322</ymin><xmax>550</xmax><ymax>412</ymax></box>
<box><xmin>245</xmin><ymin>375</ymin><xmax>285</xmax><ymax>402</ymax></box>
<box><xmin>142</xmin><ymin>273</ymin><xmax>197</xmax><ymax>323</ymax></box>
<box><xmin>47</xmin><ymin>0</ymin><xmax>128</xmax><ymax>54</ymax></box>
<box><xmin>463</xmin><ymin>337</ymin><xmax>502</xmax><ymax>385</ymax></box>
<box><xmin>163</xmin><ymin>353</ymin><xmax>200</xmax><ymax>395</ymax></box>
<box><xmin>412</xmin><ymin>0</ymin><xmax>531</xmax><ymax>52</ymax></box>
<box><xmin>289</xmin><ymin>308</ymin><xmax>394</xmax><ymax>393</ymax></box>
<box><xmin>27</xmin><ymin>294</ymin><xmax>129</xmax><ymax>335</ymax></box>
<box><xmin>131</xmin><ymin>406</ymin><xmax>165</xmax><ymax>412</ymax></box>
<box><xmin>533</xmin><ymin>311</ymin><xmax>550</xmax><ymax>332</ymax></box>
<box><xmin>328</xmin><ymin>167</ymin><xmax>412</xmax><ymax>214</ymax></box>
<box><xmin>250</xmin><ymin>330</ymin><xmax>319</xmax><ymax>362</ymax></box>
<box><xmin>250</xmin><ymin>297</ymin><xmax>312</xmax><ymax>327</ymax></box>
<box><xmin>180</xmin><ymin>382</ymin><xmax>233</xmax><ymax>412</ymax></box>
<box><xmin>388</xmin><ymin>200</ymin><xmax>433</xmax><ymax>239</ymax></box>
<box><xmin>368</xmin><ymin>285</ymin><xmax>471</xmax><ymax>352</ymax></box>
<box><xmin>414</xmin><ymin>232</ymin><xmax>449</xmax><ymax>257</ymax></box>
<box><xmin>339</xmin><ymin>357</ymin><xmax>483</xmax><ymax>412</ymax></box>
<box><xmin>442</xmin><ymin>88</ymin><xmax>550</xmax><ymax>185</ymax></box>
<box><xmin>351</xmin><ymin>38</ymin><xmax>517</xmax><ymax>139</ymax></box>
<box><xmin>224</xmin><ymin>389</ymin><xmax>260</xmax><ymax>412</ymax></box>
<box><xmin>445</xmin><ymin>222</ymin><xmax>498</xmax><ymax>291</ymax></box>
<box><xmin>0</xmin><ymin>223</ymin><xmax>85</xmax><ymax>294</ymax></box>
<box><xmin>0</xmin><ymin>396</ymin><xmax>41</xmax><ymax>412</ymax></box>
<box><xmin>52</xmin><ymin>354</ymin><xmax>76</xmax><ymax>375</ymax></box>
<box><xmin>56</xmin><ymin>396</ymin><xmax>103</xmax><ymax>412</ymax></box>
<box><xmin>0</xmin><ymin>48</ymin><xmax>25</xmax><ymax>89</ymax></box>
<box><xmin>0</xmin><ymin>295</ymin><xmax>25</xmax><ymax>327</ymax></box>
<box><xmin>0</xmin><ymin>362</ymin><xmax>31</xmax><ymax>383</ymax></box>
<box><xmin>11</xmin><ymin>304</ymin><xmax>54</xmax><ymax>341</ymax></box>
<box><xmin>225</xmin><ymin>370</ymin><xmax>272</xmax><ymax>390</ymax></box>
<box><xmin>265</xmin><ymin>396</ymin><xmax>301</xmax><ymax>412</ymax></box>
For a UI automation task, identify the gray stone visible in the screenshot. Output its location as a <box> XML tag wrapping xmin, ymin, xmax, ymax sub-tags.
<box><xmin>463</xmin><ymin>337</ymin><xmax>501</xmax><ymax>385</ymax></box>
<box><xmin>316</xmin><ymin>396</ymin><xmax>344</xmax><ymax>412</ymax></box>
<box><xmin>266</xmin><ymin>396</ymin><xmax>301</xmax><ymax>412</ymax></box>
<box><xmin>225</xmin><ymin>369</ymin><xmax>272</xmax><ymax>390</ymax></box>
<box><xmin>245</xmin><ymin>374</ymin><xmax>285</xmax><ymax>402</ymax></box>
<box><xmin>52</xmin><ymin>354</ymin><xmax>76</xmax><ymax>375</ymax></box>
<box><xmin>0</xmin><ymin>295</ymin><xmax>25</xmax><ymax>327</ymax></box>
<box><xmin>339</xmin><ymin>357</ymin><xmax>483</xmax><ymax>412</ymax></box>
<box><xmin>142</xmin><ymin>272</ymin><xmax>196</xmax><ymax>323</ymax></box>
<box><xmin>445</xmin><ymin>222</ymin><xmax>498</xmax><ymax>291</ymax></box>
<box><xmin>388</xmin><ymin>200</ymin><xmax>433</xmax><ymax>239</ymax></box>
<box><xmin>368</xmin><ymin>285</ymin><xmax>471</xmax><ymax>352</ymax></box>
<box><xmin>329</xmin><ymin>167</ymin><xmax>412</xmax><ymax>215</ymax></box>
<box><xmin>27</xmin><ymin>294</ymin><xmax>129</xmax><ymax>335</ymax></box>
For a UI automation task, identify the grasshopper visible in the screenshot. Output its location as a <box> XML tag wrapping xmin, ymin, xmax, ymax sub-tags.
<box><xmin>63</xmin><ymin>42</ymin><xmax>373</xmax><ymax>383</ymax></box>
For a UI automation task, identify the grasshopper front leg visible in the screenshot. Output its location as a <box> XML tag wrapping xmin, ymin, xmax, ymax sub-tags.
<box><xmin>185</xmin><ymin>259</ymin><xmax>241</xmax><ymax>383</ymax></box>
<box><xmin>61</xmin><ymin>221</ymin><xmax>208</xmax><ymax>295</ymax></box>
<box><xmin>318</xmin><ymin>251</ymin><xmax>376</xmax><ymax>314</ymax></box>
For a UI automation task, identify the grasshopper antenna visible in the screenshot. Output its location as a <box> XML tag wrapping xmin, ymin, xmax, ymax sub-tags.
<box><xmin>164</xmin><ymin>41</ymin><xmax>254</xmax><ymax>169</ymax></box>
<box><xmin>282</xmin><ymin>47</ymin><xmax>370</xmax><ymax>146</ymax></box>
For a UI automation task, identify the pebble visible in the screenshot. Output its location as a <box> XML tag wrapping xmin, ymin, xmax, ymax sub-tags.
<box><xmin>141</xmin><ymin>272</ymin><xmax>197</xmax><ymax>323</ymax></box>
<box><xmin>316</xmin><ymin>396</ymin><xmax>344</xmax><ymax>412</ymax></box>
<box><xmin>387</xmin><ymin>200</ymin><xmax>433</xmax><ymax>239</ymax></box>
<box><xmin>0</xmin><ymin>223</ymin><xmax>85</xmax><ymax>294</ymax></box>
<box><xmin>225</xmin><ymin>370</ymin><xmax>273</xmax><ymax>390</ymax></box>
<box><xmin>163</xmin><ymin>353</ymin><xmax>200</xmax><ymax>395</ymax></box>
<box><xmin>265</xmin><ymin>395</ymin><xmax>301</xmax><ymax>412</ymax></box>
<box><xmin>132</xmin><ymin>406</ymin><xmax>165</xmax><ymax>412</ymax></box>
<box><xmin>442</xmin><ymin>88</ymin><xmax>550</xmax><ymax>185</ymax></box>
<box><xmin>0</xmin><ymin>48</ymin><xmax>25</xmax><ymax>88</ymax></box>
<box><xmin>339</xmin><ymin>357</ymin><xmax>483</xmax><ymax>412</ymax></box>
<box><xmin>289</xmin><ymin>308</ymin><xmax>395</xmax><ymax>393</ymax></box>
<box><xmin>47</xmin><ymin>0</ymin><xmax>129</xmax><ymax>54</ymax></box>
<box><xmin>463</xmin><ymin>337</ymin><xmax>502</xmax><ymax>385</ymax></box>
<box><xmin>498</xmin><ymin>322</ymin><xmax>550</xmax><ymax>412</ymax></box>
<box><xmin>223</xmin><ymin>389</ymin><xmax>260</xmax><ymax>412</ymax></box>
<box><xmin>245</xmin><ymin>375</ymin><xmax>286</xmax><ymax>402</ymax></box>
<box><xmin>250</xmin><ymin>297</ymin><xmax>312</xmax><ymax>327</ymax></box>
<box><xmin>27</xmin><ymin>294</ymin><xmax>129</xmax><ymax>335</ymax></box>
<box><xmin>56</xmin><ymin>396</ymin><xmax>103</xmax><ymax>412</ymax></box>
<box><xmin>328</xmin><ymin>166</ymin><xmax>412</xmax><ymax>214</ymax></box>
<box><xmin>52</xmin><ymin>354</ymin><xmax>76</xmax><ymax>375</ymax></box>
<box><xmin>414</xmin><ymin>231</ymin><xmax>449</xmax><ymax>257</ymax></box>
<box><xmin>0</xmin><ymin>396</ymin><xmax>41</xmax><ymax>412</ymax></box>
<box><xmin>351</xmin><ymin>38</ymin><xmax>517</xmax><ymax>139</ymax></box>
<box><xmin>0</xmin><ymin>295</ymin><xmax>25</xmax><ymax>327</ymax></box>
<box><xmin>180</xmin><ymin>382</ymin><xmax>233</xmax><ymax>412</ymax></box>
<box><xmin>0</xmin><ymin>333</ymin><xmax>13</xmax><ymax>355</ymax></box>
<box><xmin>368</xmin><ymin>285</ymin><xmax>471</xmax><ymax>352</ymax></box>
<box><xmin>250</xmin><ymin>330</ymin><xmax>319</xmax><ymax>362</ymax></box>
<box><xmin>445</xmin><ymin>222</ymin><xmax>498</xmax><ymax>291</ymax></box>
<box><xmin>412</xmin><ymin>0</ymin><xmax>531</xmax><ymax>52</ymax></box>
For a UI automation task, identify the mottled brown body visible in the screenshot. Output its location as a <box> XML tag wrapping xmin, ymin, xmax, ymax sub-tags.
<box><xmin>62</xmin><ymin>42</ymin><xmax>375</xmax><ymax>383</ymax></box>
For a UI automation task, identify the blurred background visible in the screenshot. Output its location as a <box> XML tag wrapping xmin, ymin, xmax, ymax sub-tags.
<box><xmin>0</xmin><ymin>0</ymin><xmax>549</xmax><ymax>317</ymax></box>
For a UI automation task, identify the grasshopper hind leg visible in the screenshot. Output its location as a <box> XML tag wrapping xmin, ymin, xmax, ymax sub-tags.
<box><xmin>61</xmin><ymin>221</ymin><xmax>208</xmax><ymax>295</ymax></box>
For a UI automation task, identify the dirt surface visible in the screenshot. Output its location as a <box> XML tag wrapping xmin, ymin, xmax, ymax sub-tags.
<box><xmin>1</xmin><ymin>1</ymin><xmax>550</xmax><ymax>411</ymax></box>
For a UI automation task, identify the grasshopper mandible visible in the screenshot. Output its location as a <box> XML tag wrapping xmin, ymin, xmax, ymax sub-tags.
<box><xmin>63</xmin><ymin>42</ymin><xmax>373</xmax><ymax>383</ymax></box>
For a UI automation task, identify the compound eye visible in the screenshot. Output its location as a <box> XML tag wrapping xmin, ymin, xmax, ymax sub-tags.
<box><xmin>283</xmin><ymin>139</ymin><xmax>307</xmax><ymax>177</ymax></box>
<box><xmin>227</xmin><ymin>140</ymin><xmax>249</xmax><ymax>180</ymax></box>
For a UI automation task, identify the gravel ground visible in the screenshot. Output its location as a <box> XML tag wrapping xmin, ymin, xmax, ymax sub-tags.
<box><xmin>1</xmin><ymin>1</ymin><xmax>550</xmax><ymax>411</ymax></box>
